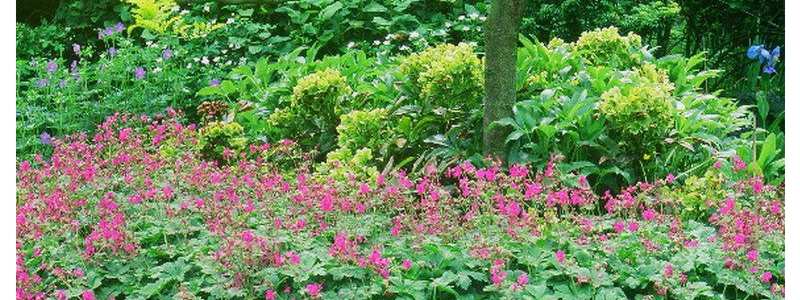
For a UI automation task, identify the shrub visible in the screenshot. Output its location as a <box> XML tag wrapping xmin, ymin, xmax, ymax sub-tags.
<box><xmin>336</xmin><ymin>109</ymin><xmax>391</xmax><ymax>154</ymax></box>
<box><xmin>197</xmin><ymin>121</ymin><xmax>247</xmax><ymax>162</ymax></box>
<box><xmin>399</xmin><ymin>43</ymin><xmax>484</xmax><ymax>110</ymax></box>
<box><xmin>575</xmin><ymin>26</ymin><xmax>644</xmax><ymax>68</ymax></box>
<box><xmin>598</xmin><ymin>63</ymin><xmax>675</xmax><ymax>146</ymax></box>
<box><xmin>291</xmin><ymin>68</ymin><xmax>352</xmax><ymax>121</ymax></box>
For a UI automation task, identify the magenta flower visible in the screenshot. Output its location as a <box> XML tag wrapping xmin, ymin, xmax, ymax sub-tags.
<box><xmin>264</xmin><ymin>289</ymin><xmax>276</xmax><ymax>300</ymax></box>
<box><xmin>241</xmin><ymin>230</ymin><xmax>254</xmax><ymax>243</ymax></box>
<box><xmin>665</xmin><ymin>173</ymin><xmax>675</xmax><ymax>184</ymax></box>
<box><xmin>306</xmin><ymin>283</ymin><xmax>322</xmax><ymax>298</ymax></box>
<box><xmin>517</xmin><ymin>272</ymin><xmax>529</xmax><ymax>285</ymax></box>
<box><xmin>627</xmin><ymin>221</ymin><xmax>639</xmax><ymax>232</ymax></box>
<box><xmin>81</xmin><ymin>290</ymin><xmax>95</xmax><ymax>300</ymax></box>
<box><xmin>663</xmin><ymin>263</ymin><xmax>673</xmax><ymax>277</ymax></box>
<box><xmin>401</xmin><ymin>259</ymin><xmax>412</xmax><ymax>270</ymax></box>
<box><xmin>761</xmin><ymin>271</ymin><xmax>773</xmax><ymax>283</ymax></box>
<box><xmin>747</xmin><ymin>250</ymin><xmax>759</xmax><ymax>262</ymax></box>
<box><xmin>555</xmin><ymin>250</ymin><xmax>565</xmax><ymax>264</ymax></box>
<box><xmin>642</xmin><ymin>208</ymin><xmax>656</xmax><ymax>221</ymax></box>
<box><xmin>613</xmin><ymin>221</ymin><xmax>625</xmax><ymax>233</ymax></box>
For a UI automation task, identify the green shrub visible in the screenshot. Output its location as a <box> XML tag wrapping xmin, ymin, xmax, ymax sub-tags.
<box><xmin>575</xmin><ymin>27</ymin><xmax>644</xmax><ymax>68</ymax></box>
<box><xmin>291</xmin><ymin>68</ymin><xmax>352</xmax><ymax>120</ymax></box>
<box><xmin>598</xmin><ymin>63</ymin><xmax>674</xmax><ymax>148</ymax></box>
<box><xmin>320</xmin><ymin>147</ymin><xmax>380</xmax><ymax>181</ymax></box>
<box><xmin>197</xmin><ymin>121</ymin><xmax>247</xmax><ymax>162</ymax></box>
<box><xmin>399</xmin><ymin>43</ymin><xmax>484</xmax><ymax>110</ymax></box>
<box><xmin>336</xmin><ymin>109</ymin><xmax>390</xmax><ymax>153</ymax></box>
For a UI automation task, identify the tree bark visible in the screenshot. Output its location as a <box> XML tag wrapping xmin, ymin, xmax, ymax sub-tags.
<box><xmin>482</xmin><ymin>0</ymin><xmax>524</xmax><ymax>160</ymax></box>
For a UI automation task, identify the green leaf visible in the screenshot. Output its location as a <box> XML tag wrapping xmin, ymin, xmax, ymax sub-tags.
<box><xmin>757</xmin><ymin>133</ymin><xmax>777</xmax><ymax>171</ymax></box>
<box><xmin>319</xmin><ymin>2</ymin><xmax>344</xmax><ymax>20</ymax></box>
<box><xmin>364</xmin><ymin>2</ymin><xmax>388</xmax><ymax>12</ymax></box>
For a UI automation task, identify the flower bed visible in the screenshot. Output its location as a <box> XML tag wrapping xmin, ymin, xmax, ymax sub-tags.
<box><xmin>16</xmin><ymin>111</ymin><xmax>784</xmax><ymax>299</ymax></box>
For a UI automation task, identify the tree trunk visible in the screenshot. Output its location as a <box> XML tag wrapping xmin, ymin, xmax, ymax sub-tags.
<box><xmin>482</xmin><ymin>0</ymin><xmax>524</xmax><ymax>159</ymax></box>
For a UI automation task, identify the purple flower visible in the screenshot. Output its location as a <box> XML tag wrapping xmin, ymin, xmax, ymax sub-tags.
<box><xmin>73</xmin><ymin>43</ymin><xmax>81</xmax><ymax>55</ymax></box>
<box><xmin>162</xmin><ymin>48</ymin><xmax>173</xmax><ymax>60</ymax></box>
<box><xmin>108</xmin><ymin>47</ymin><xmax>118</xmax><ymax>57</ymax></box>
<box><xmin>209</xmin><ymin>79</ymin><xmax>221</xmax><ymax>87</ymax></box>
<box><xmin>36</xmin><ymin>78</ymin><xmax>49</xmax><ymax>88</ymax></box>
<box><xmin>59</xmin><ymin>79</ymin><xmax>67</xmax><ymax>88</ymax></box>
<box><xmin>46</xmin><ymin>60</ymin><xmax>58</xmax><ymax>73</ymax></box>
<box><xmin>114</xmin><ymin>22</ymin><xmax>125</xmax><ymax>33</ymax></box>
<box><xmin>40</xmin><ymin>132</ymin><xmax>52</xmax><ymax>145</ymax></box>
<box><xmin>134</xmin><ymin>67</ymin><xmax>146</xmax><ymax>80</ymax></box>
<box><xmin>70</xmin><ymin>60</ymin><xmax>79</xmax><ymax>73</ymax></box>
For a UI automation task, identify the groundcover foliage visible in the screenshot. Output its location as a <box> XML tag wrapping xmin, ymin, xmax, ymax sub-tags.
<box><xmin>16</xmin><ymin>112</ymin><xmax>784</xmax><ymax>299</ymax></box>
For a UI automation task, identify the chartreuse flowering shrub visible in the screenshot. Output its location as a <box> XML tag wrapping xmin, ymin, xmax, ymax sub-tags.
<box><xmin>399</xmin><ymin>43</ymin><xmax>484</xmax><ymax>111</ymax></box>
<box><xmin>16</xmin><ymin>110</ymin><xmax>784</xmax><ymax>299</ymax></box>
<box><xmin>599</xmin><ymin>63</ymin><xmax>675</xmax><ymax>153</ymax></box>
<box><xmin>575</xmin><ymin>26</ymin><xmax>646</xmax><ymax>68</ymax></box>
<box><xmin>197</xmin><ymin>121</ymin><xmax>247</xmax><ymax>162</ymax></box>
<box><xmin>291</xmin><ymin>69</ymin><xmax>353</xmax><ymax>120</ymax></box>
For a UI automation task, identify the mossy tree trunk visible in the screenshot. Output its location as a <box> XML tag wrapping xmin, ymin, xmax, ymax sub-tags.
<box><xmin>482</xmin><ymin>0</ymin><xmax>524</xmax><ymax>160</ymax></box>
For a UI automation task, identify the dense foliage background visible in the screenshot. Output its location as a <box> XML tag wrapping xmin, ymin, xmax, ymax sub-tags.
<box><xmin>16</xmin><ymin>0</ymin><xmax>784</xmax><ymax>299</ymax></box>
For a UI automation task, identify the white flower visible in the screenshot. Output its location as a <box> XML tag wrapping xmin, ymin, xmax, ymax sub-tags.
<box><xmin>225</xmin><ymin>61</ymin><xmax>232</xmax><ymax>65</ymax></box>
<box><xmin>347</xmin><ymin>42</ymin><xmax>356</xmax><ymax>48</ymax></box>
<box><xmin>476</xmin><ymin>27</ymin><xmax>482</xmax><ymax>32</ymax></box>
<box><xmin>373</xmin><ymin>40</ymin><xmax>381</xmax><ymax>46</ymax></box>
<box><xmin>213</xmin><ymin>57</ymin><xmax>221</xmax><ymax>62</ymax></box>
<box><xmin>180</xmin><ymin>10</ymin><xmax>189</xmax><ymax>15</ymax></box>
<box><xmin>479</xmin><ymin>16</ymin><xmax>487</xmax><ymax>22</ymax></box>
<box><xmin>171</xmin><ymin>5</ymin><xmax>180</xmax><ymax>12</ymax></box>
<box><xmin>201</xmin><ymin>56</ymin><xmax>209</xmax><ymax>65</ymax></box>
<box><xmin>222</xmin><ymin>50</ymin><xmax>228</xmax><ymax>54</ymax></box>
<box><xmin>469</xmin><ymin>13</ymin><xmax>479</xmax><ymax>19</ymax></box>
<box><xmin>399</xmin><ymin>45</ymin><xmax>410</xmax><ymax>51</ymax></box>
<box><xmin>187</xmin><ymin>63</ymin><xmax>192</xmax><ymax>69</ymax></box>
<box><xmin>458</xmin><ymin>15</ymin><xmax>466</xmax><ymax>20</ymax></box>
<box><xmin>445</xmin><ymin>22</ymin><xmax>452</xmax><ymax>28</ymax></box>
<box><xmin>153</xmin><ymin>67</ymin><xmax>162</xmax><ymax>73</ymax></box>
<box><xmin>229</xmin><ymin>43</ymin><xmax>234</xmax><ymax>48</ymax></box>
<box><xmin>226</xmin><ymin>18</ymin><xmax>235</xmax><ymax>24</ymax></box>
<box><xmin>203</xmin><ymin>4</ymin><xmax>210</xmax><ymax>12</ymax></box>
<box><xmin>193</xmin><ymin>57</ymin><xmax>200</xmax><ymax>62</ymax></box>
<box><xmin>409</xmin><ymin>31</ymin><xmax>420</xmax><ymax>39</ymax></box>
<box><xmin>296</xmin><ymin>57</ymin><xmax>306</xmax><ymax>64</ymax></box>
<box><xmin>382</xmin><ymin>40</ymin><xmax>390</xmax><ymax>45</ymax></box>
<box><xmin>462</xmin><ymin>26</ymin><xmax>470</xmax><ymax>31</ymax></box>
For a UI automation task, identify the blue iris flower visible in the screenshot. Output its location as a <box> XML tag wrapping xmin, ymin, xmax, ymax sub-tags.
<box><xmin>747</xmin><ymin>44</ymin><xmax>781</xmax><ymax>74</ymax></box>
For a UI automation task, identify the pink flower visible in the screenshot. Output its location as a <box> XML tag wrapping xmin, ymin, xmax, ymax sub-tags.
<box><xmin>628</xmin><ymin>221</ymin><xmax>639</xmax><ymax>232</ymax></box>
<box><xmin>747</xmin><ymin>250</ymin><xmax>759</xmax><ymax>262</ymax></box>
<box><xmin>761</xmin><ymin>271</ymin><xmax>773</xmax><ymax>283</ymax></box>
<box><xmin>732</xmin><ymin>155</ymin><xmax>747</xmax><ymax>171</ymax></box>
<box><xmin>524</xmin><ymin>183</ymin><xmax>542</xmax><ymax>200</ymax></box>
<box><xmin>401</xmin><ymin>259</ymin><xmax>412</xmax><ymax>270</ymax></box>
<box><xmin>555</xmin><ymin>250</ymin><xmax>565</xmax><ymax>264</ymax></box>
<box><xmin>713</xmin><ymin>160</ymin><xmax>723</xmax><ymax>169</ymax></box>
<box><xmin>264</xmin><ymin>289</ymin><xmax>276</xmax><ymax>300</ymax></box>
<box><xmin>613</xmin><ymin>221</ymin><xmax>625</xmax><ymax>233</ymax></box>
<box><xmin>665</xmin><ymin>173</ymin><xmax>675</xmax><ymax>184</ymax></box>
<box><xmin>752</xmin><ymin>178</ymin><xmax>764</xmax><ymax>194</ymax></box>
<box><xmin>642</xmin><ymin>208</ymin><xmax>656</xmax><ymax>221</ymax></box>
<box><xmin>306</xmin><ymin>283</ymin><xmax>323</xmax><ymax>298</ymax></box>
<box><xmin>82</xmin><ymin>290</ymin><xmax>95</xmax><ymax>300</ymax></box>
<box><xmin>241</xmin><ymin>230</ymin><xmax>254</xmax><ymax>243</ymax></box>
<box><xmin>509</xmin><ymin>164</ymin><xmax>528</xmax><ymax>178</ymax></box>
<box><xmin>663</xmin><ymin>263</ymin><xmax>673</xmax><ymax>277</ymax></box>
<box><xmin>55</xmin><ymin>290</ymin><xmax>67</xmax><ymax>300</ymax></box>
<box><xmin>287</xmin><ymin>251</ymin><xmax>301</xmax><ymax>265</ymax></box>
<box><xmin>517</xmin><ymin>272</ymin><xmax>529</xmax><ymax>285</ymax></box>
<box><xmin>491</xmin><ymin>270</ymin><xmax>507</xmax><ymax>286</ymax></box>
